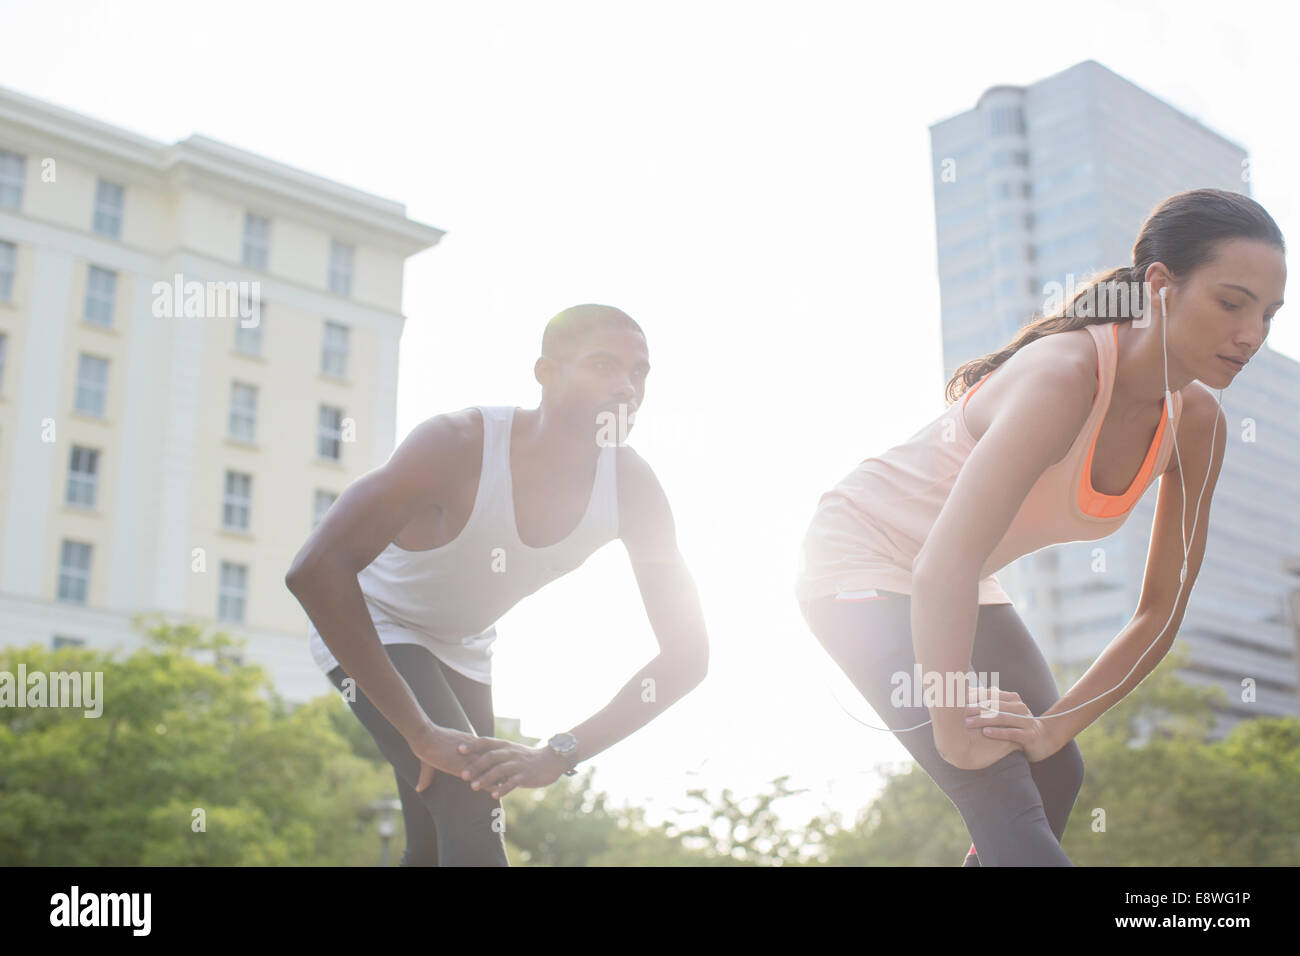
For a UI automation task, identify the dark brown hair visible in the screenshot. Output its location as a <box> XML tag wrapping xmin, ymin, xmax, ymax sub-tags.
<box><xmin>944</xmin><ymin>187</ymin><xmax>1285</xmax><ymax>405</ymax></box>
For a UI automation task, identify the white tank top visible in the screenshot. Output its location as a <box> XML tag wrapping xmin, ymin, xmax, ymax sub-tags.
<box><xmin>308</xmin><ymin>405</ymin><xmax>621</xmax><ymax>684</ymax></box>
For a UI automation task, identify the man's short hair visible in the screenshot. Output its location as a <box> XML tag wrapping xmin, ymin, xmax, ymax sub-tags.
<box><xmin>541</xmin><ymin>304</ymin><xmax>645</xmax><ymax>364</ymax></box>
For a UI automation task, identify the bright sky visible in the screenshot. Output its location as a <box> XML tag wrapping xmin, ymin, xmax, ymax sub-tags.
<box><xmin>4</xmin><ymin>0</ymin><xmax>1296</xmax><ymax>836</ymax></box>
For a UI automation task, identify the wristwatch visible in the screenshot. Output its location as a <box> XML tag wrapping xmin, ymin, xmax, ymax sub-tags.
<box><xmin>546</xmin><ymin>732</ymin><xmax>580</xmax><ymax>776</ymax></box>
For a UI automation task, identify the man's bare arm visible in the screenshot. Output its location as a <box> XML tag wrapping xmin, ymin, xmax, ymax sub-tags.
<box><xmin>462</xmin><ymin>443</ymin><xmax>710</xmax><ymax>798</ymax></box>
<box><xmin>285</xmin><ymin>412</ymin><xmax>480</xmax><ymax>777</ymax></box>
<box><xmin>555</xmin><ymin>446</ymin><xmax>710</xmax><ymax>770</ymax></box>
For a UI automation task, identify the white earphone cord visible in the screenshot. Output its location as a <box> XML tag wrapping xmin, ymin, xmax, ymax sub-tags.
<box><xmin>832</xmin><ymin>287</ymin><xmax>1222</xmax><ymax>733</ymax></box>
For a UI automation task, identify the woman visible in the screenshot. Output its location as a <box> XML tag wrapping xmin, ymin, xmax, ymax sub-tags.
<box><xmin>795</xmin><ymin>188</ymin><xmax>1285</xmax><ymax>866</ymax></box>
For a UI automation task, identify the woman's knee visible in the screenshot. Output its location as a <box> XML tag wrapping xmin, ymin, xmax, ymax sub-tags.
<box><xmin>941</xmin><ymin>749</ymin><xmax>1040</xmax><ymax>811</ymax></box>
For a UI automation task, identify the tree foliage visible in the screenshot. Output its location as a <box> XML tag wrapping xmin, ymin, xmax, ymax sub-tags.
<box><xmin>3</xmin><ymin>625</ymin><xmax>1294</xmax><ymax>866</ymax></box>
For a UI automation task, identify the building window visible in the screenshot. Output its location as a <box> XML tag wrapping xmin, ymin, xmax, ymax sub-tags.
<box><xmin>218</xmin><ymin>561</ymin><xmax>247</xmax><ymax>623</ymax></box>
<box><xmin>229</xmin><ymin>382</ymin><xmax>258</xmax><ymax>442</ymax></box>
<box><xmin>313</xmin><ymin>489</ymin><xmax>337</xmax><ymax>528</ymax></box>
<box><xmin>989</xmin><ymin>149</ymin><xmax>1029</xmax><ymax>170</ymax></box>
<box><xmin>329</xmin><ymin>240</ymin><xmax>354</xmax><ymax>296</ymax></box>
<box><xmin>321</xmin><ymin>321</ymin><xmax>349</xmax><ymax>378</ymax></box>
<box><xmin>0</xmin><ymin>149</ymin><xmax>24</xmax><ymax>210</ymax></box>
<box><xmin>58</xmin><ymin>540</ymin><xmax>92</xmax><ymax>604</ymax></box>
<box><xmin>75</xmin><ymin>354</ymin><xmax>109</xmax><ymax>417</ymax></box>
<box><xmin>222</xmin><ymin>470</ymin><xmax>252</xmax><ymax>530</ymax></box>
<box><xmin>235</xmin><ymin>298</ymin><xmax>263</xmax><ymax>355</ymax></box>
<box><xmin>242</xmin><ymin>212</ymin><xmax>269</xmax><ymax>270</ymax></box>
<box><xmin>988</xmin><ymin>105</ymin><xmax>1026</xmax><ymax>136</ymax></box>
<box><xmin>66</xmin><ymin>445</ymin><xmax>100</xmax><ymax>508</ymax></box>
<box><xmin>52</xmin><ymin>635</ymin><xmax>86</xmax><ymax>650</ymax></box>
<box><xmin>318</xmin><ymin>405</ymin><xmax>343</xmax><ymax>460</ymax></box>
<box><xmin>0</xmin><ymin>239</ymin><xmax>15</xmax><ymax>301</ymax></box>
<box><xmin>93</xmin><ymin>179</ymin><xmax>125</xmax><ymax>238</ymax></box>
<box><xmin>995</xmin><ymin>244</ymin><xmax>1021</xmax><ymax>266</ymax></box>
<box><xmin>84</xmin><ymin>266</ymin><xmax>117</xmax><ymax>326</ymax></box>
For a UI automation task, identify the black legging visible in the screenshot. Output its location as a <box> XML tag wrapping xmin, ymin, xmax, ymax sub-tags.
<box><xmin>799</xmin><ymin>590</ymin><xmax>1085</xmax><ymax>866</ymax></box>
<box><xmin>327</xmin><ymin>643</ymin><xmax>510</xmax><ymax>866</ymax></box>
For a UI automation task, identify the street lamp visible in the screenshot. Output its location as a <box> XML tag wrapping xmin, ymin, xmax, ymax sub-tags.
<box><xmin>368</xmin><ymin>795</ymin><xmax>403</xmax><ymax>866</ymax></box>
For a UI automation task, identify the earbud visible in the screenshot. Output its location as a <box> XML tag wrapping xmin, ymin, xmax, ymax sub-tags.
<box><xmin>1161</xmin><ymin>287</ymin><xmax>1175</xmax><ymax>421</ymax></box>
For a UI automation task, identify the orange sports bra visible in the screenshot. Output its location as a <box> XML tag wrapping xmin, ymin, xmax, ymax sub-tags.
<box><xmin>962</xmin><ymin>322</ymin><xmax>1172</xmax><ymax>519</ymax></box>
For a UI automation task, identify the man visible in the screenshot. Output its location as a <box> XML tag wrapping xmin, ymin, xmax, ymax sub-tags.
<box><xmin>285</xmin><ymin>303</ymin><xmax>709</xmax><ymax>865</ymax></box>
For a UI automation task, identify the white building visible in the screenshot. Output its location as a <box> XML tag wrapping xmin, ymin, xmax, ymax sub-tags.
<box><xmin>929</xmin><ymin>60</ymin><xmax>1300</xmax><ymax>737</ymax></box>
<box><xmin>0</xmin><ymin>86</ymin><xmax>443</xmax><ymax>702</ymax></box>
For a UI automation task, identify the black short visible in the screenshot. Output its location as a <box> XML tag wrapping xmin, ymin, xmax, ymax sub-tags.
<box><xmin>328</xmin><ymin>643</ymin><xmax>509</xmax><ymax>866</ymax></box>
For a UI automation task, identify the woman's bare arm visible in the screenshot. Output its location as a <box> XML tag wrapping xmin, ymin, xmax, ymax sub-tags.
<box><xmin>1031</xmin><ymin>384</ymin><xmax>1227</xmax><ymax>745</ymax></box>
<box><xmin>911</xmin><ymin>342</ymin><xmax>1097</xmax><ymax>762</ymax></box>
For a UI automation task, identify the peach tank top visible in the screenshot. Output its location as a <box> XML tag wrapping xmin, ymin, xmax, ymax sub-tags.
<box><xmin>795</xmin><ymin>322</ymin><xmax>1184</xmax><ymax>605</ymax></box>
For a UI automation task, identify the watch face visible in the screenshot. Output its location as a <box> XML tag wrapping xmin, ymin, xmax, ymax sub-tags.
<box><xmin>551</xmin><ymin>733</ymin><xmax>576</xmax><ymax>754</ymax></box>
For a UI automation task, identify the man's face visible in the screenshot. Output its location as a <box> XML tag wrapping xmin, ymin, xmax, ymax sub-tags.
<box><xmin>548</xmin><ymin>326</ymin><xmax>650</xmax><ymax>436</ymax></box>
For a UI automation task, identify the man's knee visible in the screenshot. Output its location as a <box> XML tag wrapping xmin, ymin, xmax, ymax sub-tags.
<box><xmin>425</xmin><ymin>786</ymin><xmax>510</xmax><ymax>866</ymax></box>
<box><xmin>1057</xmin><ymin>738</ymin><xmax>1085</xmax><ymax>799</ymax></box>
<box><xmin>434</xmin><ymin>823</ymin><xmax>509</xmax><ymax>866</ymax></box>
<box><xmin>400</xmin><ymin>843</ymin><xmax>439</xmax><ymax>866</ymax></box>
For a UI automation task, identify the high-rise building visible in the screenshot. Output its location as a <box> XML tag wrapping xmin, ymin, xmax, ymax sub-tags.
<box><xmin>929</xmin><ymin>60</ymin><xmax>1299</xmax><ymax>737</ymax></box>
<box><xmin>0</xmin><ymin>86</ymin><xmax>443</xmax><ymax>702</ymax></box>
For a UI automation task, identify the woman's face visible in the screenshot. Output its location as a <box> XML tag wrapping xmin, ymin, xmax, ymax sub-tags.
<box><xmin>1171</xmin><ymin>237</ymin><xmax>1285</xmax><ymax>388</ymax></box>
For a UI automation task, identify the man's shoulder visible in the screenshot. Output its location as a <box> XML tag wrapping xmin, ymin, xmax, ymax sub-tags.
<box><xmin>614</xmin><ymin>440</ymin><xmax>649</xmax><ymax>490</ymax></box>
<box><xmin>612</xmin><ymin>442</ymin><xmax>677</xmax><ymax>551</ymax></box>
<box><xmin>613</xmin><ymin>442</ymin><xmax>666</xmax><ymax>518</ymax></box>
<box><xmin>392</xmin><ymin>407</ymin><xmax>486</xmax><ymax>477</ymax></box>
<box><xmin>415</xmin><ymin>405</ymin><xmax>485</xmax><ymax>444</ymax></box>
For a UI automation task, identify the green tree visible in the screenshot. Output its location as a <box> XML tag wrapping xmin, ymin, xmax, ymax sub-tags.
<box><xmin>670</xmin><ymin>775</ymin><xmax>829</xmax><ymax>865</ymax></box>
<box><xmin>0</xmin><ymin>619</ymin><xmax>722</xmax><ymax>866</ymax></box>
<box><xmin>0</xmin><ymin>616</ymin><xmax>397</xmax><ymax>865</ymax></box>
<box><xmin>494</xmin><ymin>718</ymin><xmax>711</xmax><ymax>866</ymax></box>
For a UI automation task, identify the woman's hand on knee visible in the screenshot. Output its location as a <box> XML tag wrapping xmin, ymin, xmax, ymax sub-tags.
<box><xmin>964</xmin><ymin>689</ymin><xmax>1057</xmax><ymax>763</ymax></box>
<box><xmin>933</xmin><ymin>709</ymin><xmax>1020</xmax><ymax>770</ymax></box>
<box><xmin>937</xmin><ymin>730</ymin><xmax>1021</xmax><ymax>770</ymax></box>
